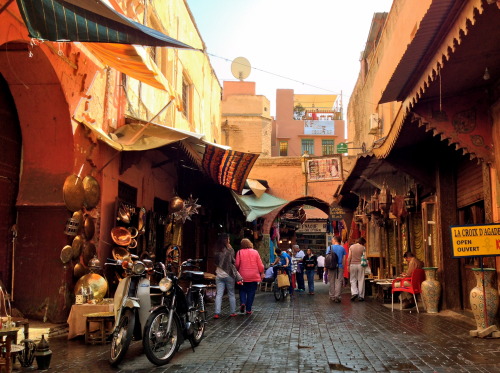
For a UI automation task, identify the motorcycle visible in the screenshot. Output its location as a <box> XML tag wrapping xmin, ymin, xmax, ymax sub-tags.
<box><xmin>142</xmin><ymin>257</ymin><xmax>207</xmax><ymax>366</ymax></box>
<box><xmin>106</xmin><ymin>255</ymin><xmax>163</xmax><ymax>366</ymax></box>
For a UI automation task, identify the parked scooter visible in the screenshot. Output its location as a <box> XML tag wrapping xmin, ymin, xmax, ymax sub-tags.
<box><xmin>142</xmin><ymin>257</ymin><xmax>206</xmax><ymax>366</ymax></box>
<box><xmin>106</xmin><ymin>255</ymin><xmax>163</xmax><ymax>366</ymax></box>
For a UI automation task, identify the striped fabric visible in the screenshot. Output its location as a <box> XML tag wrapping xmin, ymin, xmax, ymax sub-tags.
<box><xmin>202</xmin><ymin>145</ymin><xmax>259</xmax><ymax>194</ymax></box>
<box><xmin>16</xmin><ymin>0</ymin><xmax>193</xmax><ymax>48</ymax></box>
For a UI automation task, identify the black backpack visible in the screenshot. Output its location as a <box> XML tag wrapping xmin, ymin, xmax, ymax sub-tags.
<box><xmin>325</xmin><ymin>247</ymin><xmax>339</xmax><ymax>270</ymax></box>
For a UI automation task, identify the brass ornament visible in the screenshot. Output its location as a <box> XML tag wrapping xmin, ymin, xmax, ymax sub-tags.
<box><xmin>83</xmin><ymin>216</ymin><xmax>95</xmax><ymax>240</ymax></box>
<box><xmin>169</xmin><ymin>196</ymin><xmax>184</xmax><ymax>213</ymax></box>
<box><xmin>82</xmin><ymin>241</ymin><xmax>97</xmax><ymax>266</ymax></box>
<box><xmin>62</xmin><ymin>174</ymin><xmax>85</xmax><ymax>212</ymax></box>
<box><xmin>73</xmin><ymin>262</ymin><xmax>88</xmax><ymax>278</ymax></box>
<box><xmin>71</xmin><ymin>235</ymin><xmax>84</xmax><ymax>260</ymax></box>
<box><xmin>82</xmin><ymin>175</ymin><xmax>100</xmax><ymax>210</ymax></box>
<box><xmin>60</xmin><ymin>245</ymin><xmax>73</xmax><ymax>264</ymax></box>
<box><xmin>74</xmin><ymin>273</ymin><xmax>108</xmax><ymax>302</ymax></box>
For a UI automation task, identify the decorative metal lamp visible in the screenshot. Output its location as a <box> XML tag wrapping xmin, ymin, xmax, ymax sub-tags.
<box><xmin>369</xmin><ymin>190</ymin><xmax>380</xmax><ymax>214</ymax></box>
<box><xmin>404</xmin><ymin>189</ymin><xmax>416</xmax><ymax>212</ymax></box>
<box><xmin>378</xmin><ymin>183</ymin><xmax>392</xmax><ymax>215</ymax></box>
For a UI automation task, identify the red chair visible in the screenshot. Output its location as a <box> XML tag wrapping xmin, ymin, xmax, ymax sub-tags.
<box><xmin>391</xmin><ymin>268</ymin><xmax>425</xmax><ymax>313</ymax></box>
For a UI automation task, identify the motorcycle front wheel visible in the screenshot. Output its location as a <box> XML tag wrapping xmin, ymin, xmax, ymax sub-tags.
<box><xmin>191</xmin><ymin>292</ymin><xmax>206</xmax><ymax>346</ymax></box>
<box><xmin>109</xmin><ymin>309</ymin><xmax>135</xmax><ymax>366</ymax></box>
<box><xmin>143</xmin><ymin>308</ymin><xmax>181</xmax><ymax>366</ymax></box>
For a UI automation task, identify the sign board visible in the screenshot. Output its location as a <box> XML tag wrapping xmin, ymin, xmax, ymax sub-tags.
<box><xmin>304</xmin><ymin>120</ymin><xmax>334</xmax><ymax>135</ymax></box>
<box><xmin>296</xmin><ymin>222</ymin><xmax>327</xmax><ymax>233</ymax></box>
<box><xmin>450</xmin><ymin>224</ymin><xmax>500</xmax><ymax>257</ymax></box>
<box><xmin>329</xmin><ymin>203</ymin><xmax>345</xmax><ymax>221</ymax></box>
<box><xmin>337</xmin><ymin>142</ymin><xmax>348</xmax><ymax>154</ymax></box>
<box><xmin>307</xmin><ymin>157</ymin><xmax>342</xmax><ymax>182</ymax></box>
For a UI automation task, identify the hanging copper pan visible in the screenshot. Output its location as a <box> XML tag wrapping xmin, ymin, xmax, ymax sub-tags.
<box><xmin>111</xmin><ymin>226</ymin><xmax>132</xmax><ymax>246</ymax></box>
<box><xmin>112</xmin><ymin>246</ymin><xmax>130</xmax><ymax>261</ymax></box>
<box><xmin>63</xmin><ymin>174</ymin><xmax>85</xmax><ymax>212</ymax></box>
<box><xmin>73</xmin><ymin>262</ymin><xmax>88</xmax><ymax>279</ymax></box>
<box><xmin>60</xmin><ymin>245</ymin><xmax>73</xmax><ymax>264</ymax></box>
<box><xmin>83</xmin><ymin>175</ymin><xmax>101</xmax><ymax>210</ymax></box>
<box><xmin>82</xmin><ymin>241</ymin><xmax>97</xmax><ymax>266</ymax></box>
<box><xmin>71</xmin><ymin>235</ymin><xmax>84</xmax><ymax>260</ymax></box>
<box><xmin>83</xmin><ymin>216</ymin><xmax>95</xmax><ymax>240</ymax></box>
<box><xmin>138</xmin><ymin>207</ymin><xmax>146</xmax><ymax>234</ymax></box>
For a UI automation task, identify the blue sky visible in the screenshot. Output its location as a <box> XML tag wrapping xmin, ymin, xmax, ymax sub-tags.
<box><xmin>186</xmin><ymin>0</ymin><xmax>394</xmax><ymax>117</ymax></box>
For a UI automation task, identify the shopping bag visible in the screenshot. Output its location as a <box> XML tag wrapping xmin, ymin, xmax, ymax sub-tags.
<box><xmin>277</xmin><ymin>273</ymin><xmax>290</xmax><ymax>288</ymax></box>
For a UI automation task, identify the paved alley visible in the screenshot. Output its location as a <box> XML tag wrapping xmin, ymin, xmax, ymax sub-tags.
<box><xmin>21</xmin><ymin>281</ymin><xmax>500</xmax><ymax>373</ymax></box>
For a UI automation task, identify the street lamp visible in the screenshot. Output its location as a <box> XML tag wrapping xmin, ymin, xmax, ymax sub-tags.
<box><xmin>301</xmin><ymin>151</ymin><xmax>310</xmax><ymax>195</ymax></box>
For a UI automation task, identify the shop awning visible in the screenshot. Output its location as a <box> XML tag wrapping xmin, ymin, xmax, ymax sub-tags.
<box><xmin>231</xmin><ymin>191</ymin><xmax>288</xmax><ymax>222</ymax></box>
<box><xmin>15</xmin><ymin>0</ymin><xmax>194</xmax><ymax>47</ymax></box>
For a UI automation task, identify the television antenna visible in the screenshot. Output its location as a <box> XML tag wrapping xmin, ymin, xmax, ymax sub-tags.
<box><xmin>231</xmin><ymin>57</ymin><xmax>251</xmax><ymax>81</ymax></box>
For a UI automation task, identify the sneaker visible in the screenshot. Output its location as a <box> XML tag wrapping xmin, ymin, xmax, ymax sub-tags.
<box><xmin>351</xmin><ymin>294</ymin><xmax>358</xmax><ymax>301</ymax></box>
<box><xmin>213</xmin><ymin>314</ymin><xmax>220</xmax><ymax>319</ymax></box>
<box><xmin>240</xmin><ymin>304</ymin><xmax>245</xmax><ymax>313</ymax></box>
<box><xmin>357</xmin><ymin>297</ymin><xmax>365</xmax><ymax>302</ymax></box>
<box><xmin>229</xmin><ymin>313</ymin><xmax>237</xmax><ymax>317</ymax></box>
<box><xmin>246</xmin><ymin>311</ymin><xmax>253</xmax><ymax>315</ymax></box>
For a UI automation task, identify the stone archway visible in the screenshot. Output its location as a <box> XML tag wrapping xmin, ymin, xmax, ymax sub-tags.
<box><xmin>0</xmin><ymin>41</ymin><xmax>74</xmax><ymax>322</ymax></box>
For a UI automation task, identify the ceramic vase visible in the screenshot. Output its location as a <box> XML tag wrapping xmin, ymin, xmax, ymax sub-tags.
<box><xmin>421</xmin><ymin>267</ymin><xmax>441</xmax><ymax>313</ymax></box>
<box><xmin>470</xmin><ymin>268</ymin><xmax>499</xmax><ymax>330</ymax></box>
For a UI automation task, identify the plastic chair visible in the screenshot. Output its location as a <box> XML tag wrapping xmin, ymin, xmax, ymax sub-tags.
<box><xmin>391</xmin><ymin>268</ymin><xmax>425</xmax><ymax>313</ymax></box>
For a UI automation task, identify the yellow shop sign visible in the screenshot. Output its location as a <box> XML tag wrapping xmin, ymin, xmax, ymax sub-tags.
<box><xmin>450</xmin><ymin>224</ymin><xmax>500</xmax><ymax>257</ymax></box>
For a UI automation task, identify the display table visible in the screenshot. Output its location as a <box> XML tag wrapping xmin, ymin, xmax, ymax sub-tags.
<box><xmin>67</xmin><ymin>303</ymin><xmax>113</xmax><ymax>339</ymax></box>
<box><xmin>0</xmin><ymin>327</ymin><xmax>21</xmax><ymax>373</ymax></box>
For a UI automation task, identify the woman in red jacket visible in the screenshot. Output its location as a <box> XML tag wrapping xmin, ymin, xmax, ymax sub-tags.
<box><xmin>235</xmin><ymin>238</ymin><xmax>264</xmax><ymax>315</ymax></box>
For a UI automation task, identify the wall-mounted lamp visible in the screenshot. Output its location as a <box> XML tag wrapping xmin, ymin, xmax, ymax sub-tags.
<box><xmin>483</xmin><ymin>68</ymin><xmax>490</xmax><ymax>81</ymax></box>
<box><xmin>378</xmin><ymin>183</ymin><xmax>392</xmax><ymax>215</ymax></box>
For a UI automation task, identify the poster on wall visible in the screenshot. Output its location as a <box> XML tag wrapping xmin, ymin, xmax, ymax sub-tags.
<box><xmin>307</xmin><ymin>157</ymin><xmax>342</xmax><ymax>182</ymax></box>
<box><xmin>304</xmin><ymin>120</ymin><xmax>335</xmax><ymax>135</ymax></box>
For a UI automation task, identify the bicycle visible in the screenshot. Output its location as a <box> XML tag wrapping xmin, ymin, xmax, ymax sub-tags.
<box><xmin>272</xmin><ymin>266</ymin><xmax>290</xmax><ymax>301</ymax></box>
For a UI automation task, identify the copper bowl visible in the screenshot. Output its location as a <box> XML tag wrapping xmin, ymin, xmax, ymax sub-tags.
<box><xmin>111</xmin><ymin>226</ymin><xmax>132</xmax><ymax>246</ymax></box>
<box><xmin>112</xmin><ymin>246</ymin><xmax>130</xmax><ymax>261</ymax></box>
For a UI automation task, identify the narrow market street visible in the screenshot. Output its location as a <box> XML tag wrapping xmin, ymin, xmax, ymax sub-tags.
<box><xmin>21</xmin><ymin>280</ymin><xmax>500</xmax><ymax>373</ymax></box>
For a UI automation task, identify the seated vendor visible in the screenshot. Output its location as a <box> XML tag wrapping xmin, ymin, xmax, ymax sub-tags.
<box><xmin>393</xmin><ymin>251</ymin><xmax>423</xmax><ymax>308</ymax></box>
<box><xmin>263</xmin><ymin>266</ymin><xmax>275</xmax><ymax>283</ymax></box>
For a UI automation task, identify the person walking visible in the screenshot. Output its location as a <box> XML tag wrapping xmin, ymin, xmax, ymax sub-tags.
<box><xmin>316</xmin><ymin>253</ymin><xmax>325</xmax><ymax>280</ymax></box>
<box><xmin>292</xmin><ymin>245</ymin><xmax>305</xmax><ymax>292</ymax></box>
<box><xmin>213</xmin><ymin>233</ymin><xmax>239</xmax><ymax>319</ymax></box>
<box><xmin>347</xmin><ymin>237</ymin><xmax>367</xmax><ymax>302</ymax></box>
<box><xmin>326</xmin><ymin>236</ymin><xmax>347</xmax><ymax>302</ymax></box>
<box><xmin>303</xmin><ymin>248</ymin><xmax>317</xmax><ymax>295</ymax></box>
<box><xmin>235</xmin><ymin>238</ymin><xmax>264</xmax><ymax>315</ymax></box>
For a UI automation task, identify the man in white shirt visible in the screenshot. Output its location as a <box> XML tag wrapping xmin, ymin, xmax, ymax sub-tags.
<box><xmin>293</xmin><ymin>245</ymin><xmax>305</xmax><ymax>292</ymax></box>
<box><xmin>316</xmin><ymin>254</ymin><xmax>325</xmax><ymax>280</ymax></box>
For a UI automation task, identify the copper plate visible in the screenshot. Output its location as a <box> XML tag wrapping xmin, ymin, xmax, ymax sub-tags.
<box><xmin>73</xmin><ymin>262</ymin><xmax>88</xmax><ymax>279</ymax></box>
<box><xmin>63</xmin><ymin>174</ymin><xmax>85</xmax><ymax>212</ymax></box>
<box><xmin>71</xmin><ymin>235</ymin><xmax>84</xmax><ymax>260</ymax></box>
<box><xmin>138</xmin><ymin>207</ymin><xmax>146</xmax><ymax>234</ymax></box>
<box><xmin>82</xmin><ymin>175</ymin><xmax>100</xmax><ymax>210</ymax></box>
<box><xmin>83</xmin><ymin>216</ymin><xmax>95</xmax><ymax>240</ymax></box>
<box><xmin>82</xmin><ymin>241</ymin><xmax>97</xmax><ymax>266</ymax></box>
<box><xmin>111</xmin><ymin>226</ymin><xmax>132</xmax><ymax>246</ymax></box>
<box><xmin>60</xmin><ymin>245</ymin><xmax>73</xmax><ymax>264</ymax></box>
<box><xmin>74</xmin><ymin>273</ymin><xmax>108</xmax><ymax>302</ymax></box>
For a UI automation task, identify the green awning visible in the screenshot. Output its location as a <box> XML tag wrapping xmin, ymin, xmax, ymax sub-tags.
<box><xmin>16</xmin><ymin>0</ymin><xmax>194</xmax><ymax>48</ymax></box>
<box><xmin>231</xmin><ymin>191</ymin><xmax>288</xmax><ymax>222</ymax></box>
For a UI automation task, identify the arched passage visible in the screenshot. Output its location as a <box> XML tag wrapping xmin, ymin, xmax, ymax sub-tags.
<box><xmin>0</xmin><ymin>41</ymin><xmax>74</xmax><ymax>322</ymax></box>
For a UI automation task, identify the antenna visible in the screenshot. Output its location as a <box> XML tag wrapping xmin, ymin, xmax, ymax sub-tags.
<box><xmin>231</xmin><ymin>57</ymin><xmax>251</xmax><ymax>81</ymax></box>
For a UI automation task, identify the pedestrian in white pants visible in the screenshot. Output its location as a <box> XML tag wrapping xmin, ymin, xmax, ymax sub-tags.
<box><xmin>347</xmin><ymin>237</ymin><xmax>366</xmax><ymax>301</ymax></box>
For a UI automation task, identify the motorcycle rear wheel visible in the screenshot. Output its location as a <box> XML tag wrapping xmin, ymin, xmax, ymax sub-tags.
<box><xmin>109</xmin><ymin>309</ymin><xmax>135</xmax><ymax>366</ymax></box>
<box><xmin>143</xmin><ymin>309</ymin><xmax>181</xmax><ymax>366</ymax></box>
<box><xmin>273</xmin><ymin>282</ymin><xmax>282</xmax><ymax>301</ymax></box>
<box><xmin>191</xmin><ymin>292</ymin><xmax>206</xmax><ymax>346</ymax></box>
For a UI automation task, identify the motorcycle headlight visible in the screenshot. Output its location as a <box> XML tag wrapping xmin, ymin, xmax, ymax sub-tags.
<box><xmin>159</xmin><ymin>277</ymin><xmax>173</xmax><ymax>292</ymax></box>
<box><xmin>132</xmin><ymin>261</ymin><xmax>146</xmax><ymax>275</ymax></box>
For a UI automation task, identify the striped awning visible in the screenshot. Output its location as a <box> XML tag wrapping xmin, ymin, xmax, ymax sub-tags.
<box><xmin>15</xmin><ymin>0</ymin><xmax>193</xmax><ymax>48</ymax></box>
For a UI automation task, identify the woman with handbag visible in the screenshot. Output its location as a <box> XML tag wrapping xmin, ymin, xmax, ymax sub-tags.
<box><xmin>213</xmin><ymin>233</ymin><xmax>240</xmax><ymax>319</ymax></box>
<box><xmin>235</xmin><ymin>238</ymin><xmax>264</xmax><ymax>315</ymax></box>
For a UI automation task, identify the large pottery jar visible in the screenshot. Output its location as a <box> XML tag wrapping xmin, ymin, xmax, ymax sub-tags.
<box><xmin>421</xmin><ymin>267</ymin><xmax>441</xmax><ymax>313</ymax></box>
<box><xmin>470</xmin><ymin>268</ymin><xmax>499</xmax><ymax>330</ymax></box>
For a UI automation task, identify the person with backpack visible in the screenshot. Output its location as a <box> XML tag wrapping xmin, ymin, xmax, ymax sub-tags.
<box><xmin>325</xmin><ymin>236</ymin><xmax>346</xmax><ymax>303</ymax></box>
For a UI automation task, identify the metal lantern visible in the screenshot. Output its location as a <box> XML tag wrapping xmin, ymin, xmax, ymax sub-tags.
<box><xmin>369</xmin><ymin>190</ymin><xmax>380</xmax><ymax>214</ymax></box>
<box><xmin>379</xmin><ymin>184</ymin><xmax>392</xmax><ymax>214</ymax></box>
<box><xmin>404</xmin><ymin>189</ymin><xmax>416</xmax><ymax>212</ymax></box>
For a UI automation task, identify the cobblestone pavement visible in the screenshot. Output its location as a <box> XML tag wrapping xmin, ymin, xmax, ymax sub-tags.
<box><xmin>18</xmin><ymin>281</ymin><xmax>500</xmax><ymax>372</ymax></box>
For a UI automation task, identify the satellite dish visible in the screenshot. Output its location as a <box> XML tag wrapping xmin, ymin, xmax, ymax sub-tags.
<box><xmin>231</xmin><ymin>57</ymin><xmax>251</xmax><ymax>81</ymax></box>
